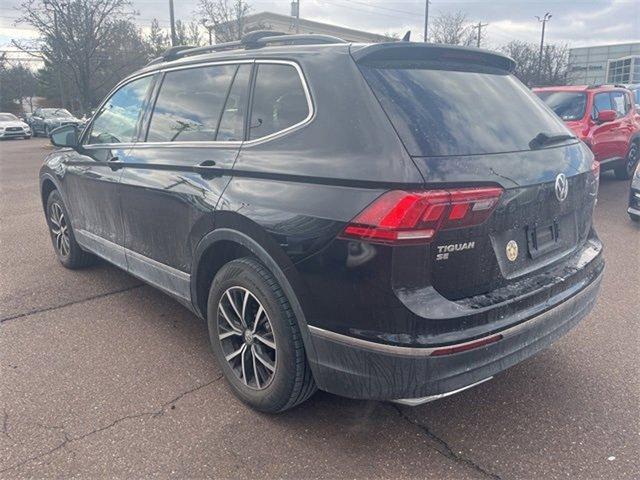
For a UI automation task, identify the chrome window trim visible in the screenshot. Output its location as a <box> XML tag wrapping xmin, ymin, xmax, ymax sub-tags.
<box><xmin>83</xmin><ymin>59</ymin><xmax>314</xmax><ymax>149</ymax></box>
<box><xmin>243</xmin><ymin>59</ymin><xmax>315</xmax><ymax>146</ymax></box>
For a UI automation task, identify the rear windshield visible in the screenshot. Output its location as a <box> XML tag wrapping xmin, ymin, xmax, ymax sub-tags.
<box><xmin>359</xmin><ymin>61</ymin><xmax>570</xmax><ymax>157</ymax></box>
<box><xmin>535</xmin><ymin>91</ymin><xmax>587</xmax><ymax>121</ymax></box>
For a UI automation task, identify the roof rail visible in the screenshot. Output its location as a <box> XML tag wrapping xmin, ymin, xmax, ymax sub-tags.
<box><xmin>145</xmin><ymin>31</ymin><xmax>347</xmax><ymax>66</ymax></box>
<box><xmin>248</xmin><ymin>33</ymin><xmax>347</xmax><ymax>48</ymax></box>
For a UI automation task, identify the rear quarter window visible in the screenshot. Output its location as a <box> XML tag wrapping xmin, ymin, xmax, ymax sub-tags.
<box><xmin>249</xmin><ymin>64</ymin><xmax>309</xmax><ymax>140</ymax></box>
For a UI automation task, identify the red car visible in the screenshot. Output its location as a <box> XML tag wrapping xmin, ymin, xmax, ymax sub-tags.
<box><xmin>534</xmin><ymin>85</ymin><xmax>640</xmax><ymax>179</ymax></box>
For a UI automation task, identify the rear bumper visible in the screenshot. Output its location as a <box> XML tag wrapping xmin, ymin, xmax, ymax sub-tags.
<box><xmin>307</xmin><ymin>269</ymin><xmax>603</xmax><ymax>401</ymax></box>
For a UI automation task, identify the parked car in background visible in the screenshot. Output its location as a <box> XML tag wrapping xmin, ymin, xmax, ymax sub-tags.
<box><xmin>31</xmin><ymin>108</ymin><xmax>82</xmax><ymax>137</ymax></box>
<box><xmin>40</xmin><ymin>35</ymin><xmax>604</xmax><ymax>413</ymax></box>
<box><xmin>534</xmin><ymin>85</ymin><xmax>640</xmax><ymax>179</ymax></box>
<box><xmin>629</xmin><ymin>163</ymin><xmax>640</xmax><ymax>221</ymax></box>
<box><xmin>626</xmin><ymin>84</ymin><xmax>640</xmax><ymax>108</ymax></box>
<box><xmin>0</xmin><ymin>112</ymin><xmax>32</xmax><ymax>139</ymax></box>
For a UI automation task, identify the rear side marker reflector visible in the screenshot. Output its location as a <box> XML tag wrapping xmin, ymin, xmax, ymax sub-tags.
<box><xmin>340</xmin><ymin>187</ymin><xmax>503</xmax><ymax>245</ymax></box>
<box><xmin>430</xmin><ymin>334</ymin><xmax>503</xmax><ymax>356</ymax></box>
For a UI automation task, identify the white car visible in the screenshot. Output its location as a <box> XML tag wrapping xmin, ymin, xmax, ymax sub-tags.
<box><xmin>0</xmin><ymin>112</ymin><xmax>32</xmax><ymax>140</ymax></box>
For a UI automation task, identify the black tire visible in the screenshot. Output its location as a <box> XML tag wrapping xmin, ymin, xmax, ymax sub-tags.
<box><xmin>45</xmin><ymin>190</ymin><xmax>96</xmax><ymax>269</ymax></box>
<box><xmin>32</xmin><ymin>128</ymin><xmax>38</xmax><ymax>137</ymax></box>
<box><xmin>207</xmin><ymin>257</ymin><xmax>316</xmax><ymax>413</ymax></box>
<box><xmin>614</xmin><ymin>141</ymin><xmax>639</xmax><ymax>180</ymax></box>
<box><xmin>630</xmin><ymin>213</ymin><xmax>640</xmax><ymax>222</ymax></box>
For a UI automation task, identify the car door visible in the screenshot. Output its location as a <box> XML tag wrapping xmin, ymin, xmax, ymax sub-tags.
<box><xmin>117</xmin><ymin>62</ymin><xmax>252</xmax><ymax>301</ymax></box>
<box><xmin>32</xmin><ymin>108</ymin><xmax>44</xmax><ymax>134</ymax></box>
<box><xmin>61</xmin><ymin>74</ymin><xmax>156</xmax><ymax>269</ymax></box>
<box><xmin>609</xmin><ymin>90</ymin><xmax>632</xmax><ymax>157</ymax></box>
<box><xmin>589</xmin><ymin>92</ymin><xmax>620</xmax><ymax>162</ymax></box>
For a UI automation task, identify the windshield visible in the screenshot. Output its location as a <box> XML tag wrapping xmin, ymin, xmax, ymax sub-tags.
<box><xmin>0</xmin><ymin>113</ymin><xmax>18</xmax><ymax>121</ymax></box>
<box><xmin>535</xmin><ymin>91</ymin><xmax>587</xmax><ymax>121</ymax></box>
<box><xmin>359</xmin><ymin>61</ymin><xmax>571</xmax><ymax>157</ymax></box>
<box><xmin>42</xmin><ymin>109</ymin><xmax>73</xmax><ymax>118</ymax></box>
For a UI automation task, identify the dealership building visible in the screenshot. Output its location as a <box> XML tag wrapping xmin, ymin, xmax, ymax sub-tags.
<box><xmin>214</xmin><ymin>11</ymin><xmax>390</xmax><ymax>44</ymax></box>
<box><xmin>567</xmin><ymin>42</ymin><xmax>640</xmax><ymax>85</ymax></box>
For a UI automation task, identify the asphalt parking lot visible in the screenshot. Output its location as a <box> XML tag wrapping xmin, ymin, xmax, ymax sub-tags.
<box><xmin>1</xmin><ymin>137</ymin><xmax>639</xmax><ymax>479</ymax></box>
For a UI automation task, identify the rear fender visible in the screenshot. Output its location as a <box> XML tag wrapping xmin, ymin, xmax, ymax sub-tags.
<box><xmin>190</xmin><ymin>218</ymin><xmax>319</xmax><ymax>368</ymax></box>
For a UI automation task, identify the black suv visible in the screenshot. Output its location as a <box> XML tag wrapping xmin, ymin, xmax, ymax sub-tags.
<box><xmin>40</xmin><ymin>33</ymin><xmax>604</xmax><ymax>412</ymax></box>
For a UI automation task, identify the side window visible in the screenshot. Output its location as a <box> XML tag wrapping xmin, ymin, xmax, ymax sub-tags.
<box><xmin>249</xmin><ymin>64</ymin><xmax>309</xmax><ymax>140</ymax></box>
<box><xmin>217</xmin><ymin>64</ymin><xmax>251</xmax><ymax>142</ymax></box>
<box><xmin>146</xmin><ymin>64</ymin><xmax>236</xmax><ymax>142</ymax></box>
<box><xmin>88</xmin><ymin>76</ymin><xmax>152</xmax><ymax>144</ymax></box>
<box><xmin>610</xmin><ymin>91</ymin><xmax>627</xmax><ymax>117</ymax></box>
<box><xmin>591</xmin><ymin>92</ymin><xmax>612</xmax><ymax>120</ymax></box>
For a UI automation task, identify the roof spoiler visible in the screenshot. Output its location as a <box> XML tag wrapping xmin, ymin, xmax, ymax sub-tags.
<box><xmin>351</xmin><ymin>42</ymin><xmax>516</xmax><ymax>73</ymax></box>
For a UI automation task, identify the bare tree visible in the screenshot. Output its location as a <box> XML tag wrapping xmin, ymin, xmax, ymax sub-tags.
<box><xmin>147</xmin><ymin>18</ymin><xmax>170</xmax><ymax>56</ymax></box>
<box><xmin>429</xmin><ymin>11</ymin><xmax>475</xmax><ymax>46</ymax></box>
<box><xmin>15</xmin><ymin>0</ymin><xmax>148</xmax><ymax>113</ymax></box>
<box><xmin>196</xmin><ymin>0</ymin><xmax>252</xmax><ymax>43</ymax></box>
<box><xmin>501</xmin><ymin>40</ymin><xmax>568</xmax><ymax>86</ymax></box>
<box><xmin>174</xmin><ymin>19</ymin><xmax>205</xmax><ymax>46</ymax></box>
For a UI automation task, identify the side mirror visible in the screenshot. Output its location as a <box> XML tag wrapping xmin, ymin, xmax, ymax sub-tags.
<box><xmin>596</xmin><ymin>109</ymin><xmax>617</xmax><ymax>123</ymax></box>
<box><xmin>50</xmin><ymin>124</ymin><xmax>79</xmax><ymax>148</ymax></box>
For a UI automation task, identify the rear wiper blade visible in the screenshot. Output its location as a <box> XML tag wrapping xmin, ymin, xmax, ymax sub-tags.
<box><xmin>529</xmin><ymin>132</ymin><xmax>576</xmax><ymax>150</ymax></box>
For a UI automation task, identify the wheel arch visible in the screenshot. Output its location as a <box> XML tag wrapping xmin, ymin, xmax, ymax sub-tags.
<box><xmin>191</xmin><ymin>224</ymin><xmax>318</xmax><ymax>366</ymax></box>
<box><xmin>40</xmin><ymin>174</ymin><xmax>62</xmax><ymax>212</ymax></box>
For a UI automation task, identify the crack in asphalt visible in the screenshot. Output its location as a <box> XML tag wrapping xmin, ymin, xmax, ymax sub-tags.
<box><xmin>0</xmin><ymin>284</ymin><xmax>145</xmax><ymax>323</ymax></box>
<box><xmin>390</xmin><ymin>404</ymin><xmax>503</xmax><ymax>480</ymax></box>
<box><xmin>2</xmin><ymin>410</ymin><xmax>10</xmax><ymax>440</ymax></box>
<box><xmin>0</xmin><ymin>375</ymin><xmax>224</xmax><ymax>473</ymax></box>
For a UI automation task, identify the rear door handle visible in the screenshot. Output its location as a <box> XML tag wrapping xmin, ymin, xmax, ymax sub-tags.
<box><xmin>107</xmin><ymin>156</ymin><xmax>124</xmax><ymax>170</ymax></box>
<box><xmin>198</xmin><ymin>160</ymin><xmax>217</xmax><ymax>167</ymax></box>
<box><xmin>196</xmin><ymin>160</ymin><xmax>221</xmax><ymax>179</ymax></box>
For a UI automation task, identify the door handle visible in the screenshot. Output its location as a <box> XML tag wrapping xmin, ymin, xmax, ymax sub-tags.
<box><xmin>195</xmin><ymin>160</ymin><xmax>221</xmax><ymax>179</ymax></box>
<box><xmin>107</xmin><ymin>156</ymin><xmax>124</xmax><ymax>171</ymax></box>
<box><xmin>198</xmin><ymin>160</ymin><xmax>217</xmax><ymax>167</ymax></box>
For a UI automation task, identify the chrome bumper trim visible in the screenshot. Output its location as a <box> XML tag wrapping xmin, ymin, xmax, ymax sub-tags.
<box><xmin>308</xmin><ymin>271</ymin><xmax>602</xmax><ymax>358</ymax></box>
<box><xmin>392</xmin><ymin>377</ymin><xmax>493</xmax><ymax>406</ymax></box>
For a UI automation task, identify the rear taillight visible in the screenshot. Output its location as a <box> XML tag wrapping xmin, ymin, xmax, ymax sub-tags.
<box><xmin>340</xmin><ymin>187</ymin><xmax>503</xmax><ymax>245</ymax></box>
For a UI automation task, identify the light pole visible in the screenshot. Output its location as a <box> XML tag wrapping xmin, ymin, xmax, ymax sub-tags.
<box><xmin>169</xmin><ymin>0</ymin><xmax>177</xmax><ymax>46</ymax></box>
<box><xmin>423</xmin><ymin>0</ymin><xmax>430</xmax><ymax>42</ymax></box>
<box><xmin>536</xmin><ymin>12</ymin><xmax>552</xmax><ymax>84</ymax></box>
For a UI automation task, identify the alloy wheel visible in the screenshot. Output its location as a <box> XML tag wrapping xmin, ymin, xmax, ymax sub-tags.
<box><xmin>49</xmin><ymin>202</ymin><xmax>70</xmax><ymax>257</ymax></box>
<box><xmin>217</xmin><ymin>286</ymin><xmax>277</xmax><ymax>390</ymax></box>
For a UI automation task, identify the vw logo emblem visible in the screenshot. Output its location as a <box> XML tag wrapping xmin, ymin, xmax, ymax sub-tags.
<box><xmin>555</xmin><ymin>173</ymin><xmax>569</xmax><ymax>202</ymax></box>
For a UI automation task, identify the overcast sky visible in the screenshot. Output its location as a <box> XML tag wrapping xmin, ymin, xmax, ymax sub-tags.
<box><xmin>1</xmin><ymin>0</ymin><xmax>639</xmax><ymax>54</ymax></box>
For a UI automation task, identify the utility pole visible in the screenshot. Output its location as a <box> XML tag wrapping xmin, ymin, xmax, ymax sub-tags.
<box><xmin>536</xmin><ymin>12</ymin><xmax>552</xmax><ymax>84</ymax></box>
<box><xmin>291</xmin><ymin>1</ymin><xmax>300</xmax><ymax>34</ymax></box>
<box><xmin>423</xmin><ymin>0</ymin><xmax>430</xmax><ymax>42</ymax></box>
<box><xmin>169</xmin><ymin>0</ymin><xmax>177</xmax><ymax>46</ymax></box>
<box><xmin>472</xmin><ymin>22</ymin><xmax>488</xmax><ymax>48</ymax></box>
